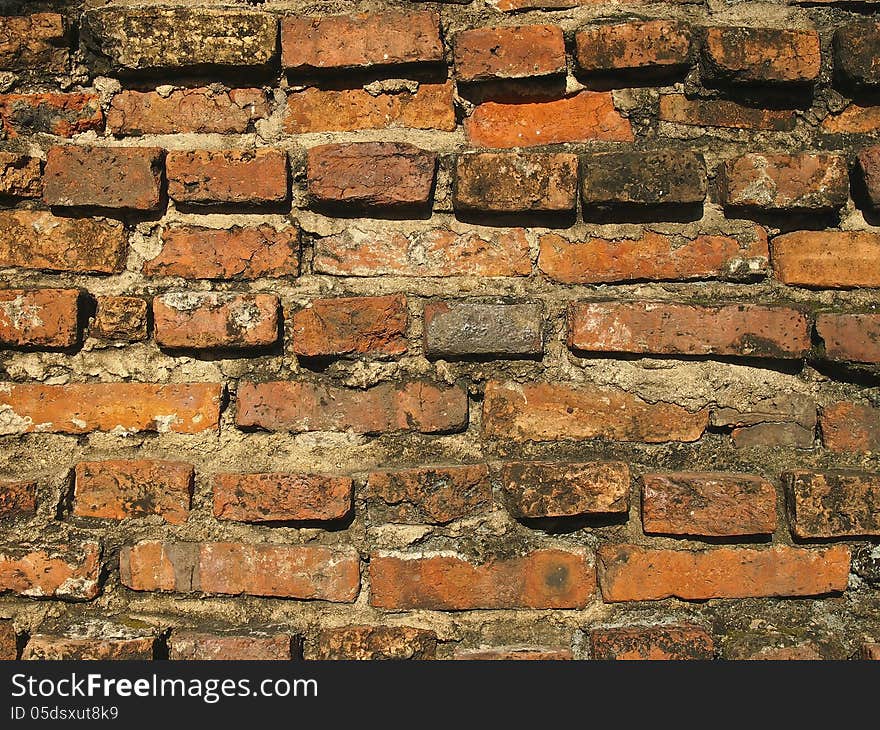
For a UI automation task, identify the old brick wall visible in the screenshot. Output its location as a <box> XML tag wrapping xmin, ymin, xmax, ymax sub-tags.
<box><xmin>0</xmin><ymin>0</ymin><xmax>879</xmax><ymax>661</ymax></box>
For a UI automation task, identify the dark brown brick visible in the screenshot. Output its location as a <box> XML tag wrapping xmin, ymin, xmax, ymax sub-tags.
<box><xmin>423</xmin><ymin>301</ymin><xmax>543</xmax><ymax>357</ymax></box>
<box><xmin>0</xmin><ymin>480</ymin><xmax>36</xmax><ymax>519</ymax></box>
<box><xmin>591</xmin><ymin>625</ymin><xmax>715</xmax><ymax>660</ymax></box>
<box><xmin>833</xmin><ymin>22</ymin><xmax>880</xmax><ymax>88</ymax></box>
<box><xmin>785</xmin><ymin>470</ymin><xmax>880</xmax><ymax>538</ymax></box>
<box><xmin>90</xmin><ymin>297</ymin><xmax>148</xmax><ymax>342</ymax></box>
<box><xmin>0</xmin><ymin>14</ymin><xmax>67</xmax><ymax>72</ymax></box>
<box><xmin>575</xmin><ymin>21</ymin><xmax>693</xmax><ymax>75</ymax></box>
<box><xmin>305</xmin><ymin>626</ymin><xmax>437</xmax><ymax>660</ymax></box>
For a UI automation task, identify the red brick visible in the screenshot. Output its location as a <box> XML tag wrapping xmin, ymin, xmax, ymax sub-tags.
<box><xmin>43</xmin><ymin>146</ymin><xmax>164</xmax><ymax>211</ymax></box>
<box><xmin>369</xmin><ymin>549</ymin><xmax>595</xmax><ymax>609</ymax></box>
<box><xmin>305</xmin><ymin>626</ymin><xmax>437</xmax><ymax>660</ymax></box>
<box><xmin>719</xmin><ymin>153</ymin><xmax>849</xmax><ymax>212</ymax></box>
<box><xmin>575</xmin><ymin>21</ymin><xmax>693</xmax><ymax>75</ymax></box>
<box><xmin>286</xmin><ymin>83</ymin><xmax>455</xmax><ymax>133</ymax></box>
<box><xmin>292</xmin><ymin>295</ymin><xmax>408</xmax><ymax>358</ymax></box>
<box><xmin>567</xmin><ymin>301</ymin><xmax>810</xmax><ymax>359</ymax></box>
<box><xmin>817</xmin><ymin>313</ymin><xmax>880</xmax><ymax>363</ymax></box>
<box><xmin>169</xmin><ymin>633</ymin><xmax>293</xmax><ymax>660</ymax></box>
<box><xmin>641</xmin><ymin>472</ymin><xmax>777</xmax><ymax>537</ymax></box>
<box><xmin>282</xmin><ymin>12</ymin><xmax>443</xmax><ymax>72</ymax></box>
<box><xmin>483</xmin><ymin>380</ymin><xmax>708</xmax><ymax>443</ymax></box>
<box><xmin>0</xmin><ymin>289</ymin><xmax>79</xmax><ymax>348</ymax></box>
<box><xmin>822</xmin><ymin>104</ymin><xmax>880</xmax><ymax>134</ymax></box>
<box><xmin>367</xmin><ymin>465</ymin><xmax>492</xmax><ymax>524</ymax></box>
<box><xmin>166</xmin><ymin>149</ymin><xmax>288</xmax><ymax>206</ymax></box>
<box><xmin>154</xmin><ymin>292</ymin><xmax>279</xmax><ymax>350</ymax></box>
<box><xmin>0</xmin><ymin>152</ymin><xmax>41</xmax><ymax>197</ymax></box>
<box><xmin>862</xmin><ymin>643</ymin><xmax>880</xmax><ymax>660</ymax></box>
<box><xmin>236</xmin><ymin>380</ymin><xmax>467</xmax><ymax>434</ymax></box>
<box><xmin>591</xmin><ymin>625</ymin><xmax>715</xmax><ymax>660</ymax></box>
<box><xmin>581</xmin><ymin>150</ymin><xmax>706</xmax><ymax>207</ymax></box>
<box><xmin>213</xmin><ymin>472</ymin><xmax>353</xmax><ymax>523</ymax></box>
<box><xmin>499</xmin><ymin>461</ymin><xmax>629</xmax><ymax>518</ymax></box>
<box><xmin>0</xmin><ymin>210</ymin><xmax>126</xmax><ymax>274</ymax></box>
<box><xmin>0</xmin><ymin>620</ymin><xmax>14</xmax><ymax>659</ymax></box>
<box><xmin>146</xmin><ymin>225</ymin><xmax>299</xmax><ymax>280</ymax></box>
<box><xmin>0</xmin><ymin>93</ymin><xmax>102</xmax><ymax>137</ymax></box>
<box><xmin>597</xmin><ymin>544</ymin><xmax>850</xmax><ymax>601</ymax></box>
<box><xmin>307</xmin><ymin>142</ymin><xmax>436</xmax><ymax>211</ymax></box>
<box><xmin>108</xmin><ymin>88</ymin><xmax>268</xmax><ymax>135</ymax></box>
<box><xmin>659</xmin><ymin>94</ymin><xmax>796</xmax><ymax>131</ymax></box>
<box><xmin>90</xmin><ymin>296</ymin><xmax>148</xmax><ymax>342</ymax></box>
<box><xmin>0</xmin><ymin>480</ymin><xmax>36</xmax><ymax>519</ymax></box>
<box><xmin>786</xmin><ymin>470</ymin><xmax>880</xmax><ymax>538</ymax></box>
<box><xmin>821</xmin><ymin>402</ymin><xmax>880</xmax><ymax>452</ymax></box>
<box><xmin>701</xmin><ymin>27</ymin><xmax>821</xmax><ymax>84</ymax></box>
<box><xmin>313</xmin><ymin>227</ymin><xmax>531</xmax><ymax>278</ymax></box>
<box><xmin>464</xmin><ymin>92</ymin><xmax>633</xmax><ymax>148</ymax></box>
<box><xmin>0</xmin><ymin>14</ymin><xmax>67</xmax><ymax>71</ymax></box>
<box><xmin>0</xmin><ymin>540</ymin><xmax>101</xmax><ymax>600</ymax></box>
<box><xmin>120</xmin><ymin>541</ymin><xmax>360</xmax><ymax>601</ymax></box>
<box><xmin>539</xmin><ymin>229</ymin><xmax>768</xmax><ymax>284</ymax></box>
<box><xmin>454</xmin><ymin>647</ymin><xmax>573</xmax><ymax>660</ymax></box>
<box><xmin>858</xmin><ymin>146</ymin><xmax>880</xmax><ymax>208</ymax></box>
<box><xmin>0</xmin><ymin>382</ymin><xmax>222</xmax><ymax>435</ymax></box>
<box><xmin>454</xmin><ymin>25</ymin><xmax>566</xmax><ymax>82</ymax></box>
<box><xmin>73</xmin><ymin>459</ymin><xmax>193</xmax><ymax>525</ymax></box>
<box><xmin>772</xmin><ymin>231</ymin><xmax>880</xmax><ymax>288</ymax></box>
<box><xmin>454</xmin><ymin>152</ymin><xmax>578</xmax><ymax>213</ymax></box>
<box><xmin>22</xmin><ymin>635</ymin><xmax>155</xmax><ymax>660</ymax></box>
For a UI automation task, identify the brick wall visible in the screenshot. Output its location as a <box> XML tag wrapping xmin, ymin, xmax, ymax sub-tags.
<box><xmin>1</xmin><ymin>0</ymin><xmax>879</xmax><ymax>661</ymax></box>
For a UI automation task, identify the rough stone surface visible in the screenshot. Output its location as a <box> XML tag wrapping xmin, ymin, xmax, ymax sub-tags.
<box><xmin>424</xmin><ymin>301</ymin><xmax>544</xmax><ymax>358</ymax></box>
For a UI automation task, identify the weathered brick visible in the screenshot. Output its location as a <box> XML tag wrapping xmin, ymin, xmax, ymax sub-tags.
<box><xmin>213</xmin><ymin>472</ymin><xmax>353</xmax><ymax>523</ymax></box>
<box><xmin>454</xmin><ymin>647</ymin><xmax>573</xmax><ymax>660</ymax></box>
<box><xmin>370</xmin><ymin>549</ymin><xmax>595</xmax><ymax>609</ymax></box>
<box><xmin>73</xmin><ymin>459</ymin><xmax>193</xmax><ymax>525</ymax></box>
<box><xmin>822</xmin><ymin>104</ymin><xmax>880</xmax><ymax>134</ymax></box>
<box><xmin>236</xmin><ymin>380</ymin><xmax>467</xmax><ymax>434</ymax></box>
<box><xmin>108</xmin><ymin>88</ymin><xmax>268</xmax><ymax>136</ymax></box>
<box><xmin>581</xmin><ymin>150</ymin><xmax>707</xmax><ymax>207</ymax></box>
<box><xmin>858</xmin><ymin>146</ymin><xmax>880</xmax><ymax>208</ymax></box>
<box><xmin>499</xmin><ymin>461</ymin><xmax>629</xmax><ymax>519</ymax></box>
<box><xmin>862</xmin><ymin>643</ymin><xmax>880</xmax><ymax>660</ymax></box>
<box><xmin>465</xmin><ymin>92</ymin><xmax>632</xmax><ymax>149</ymax></box>
<box><xmin>282</xmin><ymin>12</ymin><xmax>443</xmax><ymax>72</ymax></box>
<box><xmin>146</xmin><ymin>225</ymin><xmax>299</xmax><ymax>281</ymax></box>
<box><xmin>454</xmin><ymin>152</ymin><xmax>578</xmax><ymax>213</ymax></box>
<box><xmin>307</xmin><ymin>142</ymin><xmax>436</xmax><ymax>211</ymax></box>
<box><xmin>591</xmin><ymin>625</ymin><xmax>715</xmax><ymax>660</ymax></box>
<box><xmin>0</xmin><ymin>541</ymin><xmax>101</xmax><ymax>600</ymax></box>
<box><xmin>539</xmin><ymin>229</ymin><xmax>768</xmax><ymax>284</ymax></box>
<box><xmin>701</xmin><ymin>27</ymin><xmax>821</xmax><ymax>85</ymax></box>
<box><xmin>154</xmin><ymin>292</ymin><xmax>278</xmax><ymax>350</ymax></box>
<box><xmin>833</xmin><ymin>22</ymin><xmax>880</xmax><ymax>87</ymax></box>
<box><xmin>733</xmin><ymin>641</ymin><xmax>824</xmax><ymax>661</ymax></box>
<box><xmin>785</xmin><ymin>470</ymin><xmax>880</xmax><ymax>538</ymax></box>
<box><xmin>313</xmin><ymin>227</ymin><xmax>531</xmax><ymax>278</ymax></box>
<box><xmin>0</xmin><ymin>382</ymin><xmax>222</xmax><ymax>435</ymax></box>
<box><xmin>292</xmin><ymin>295</ymin><xmax>408</xmax><ymax>358</ymax></box>
<box><xmin>718</xmin><ymin>153</ymin><xmax>849</xmax><ymax>212</ymax></box>
<box><xmin>0</xmin><ymin>94</ymin><xmax>102</xmax><ymax>137</ymax></box>
<box><xmin>659</xmin><ymin>94</ymin><xmax>796</xmax><ymax>131</ymax></box>
<box><xmin>772</xmin><ymin>231</ymin><xmax>880</xmax><ymax>288</ymax></box>
<box><xmin>169</xmin><ymin>633</ymin><xmax>293</xmax><ymax>661</ymax></box>
<box><xmin>82</xmin><ymin>8</ymin><xmax>277</xmax><ymax>71</ymax></box>
<box><xmin>43</xmin><ymin>146</ymin><xmax>164</xmax><ymax>211</ymax></box>
<box><xmin>575</xmin><ymin>21</ymin><xmax>693</xmax><ymax>75</ymax></box>
<box><xmin>305</xmin><ymin>626</ymin><xmax>437</xmax><ymax>660</ymax></box>
<box><xmin>120</xmin><ymin>541</ymin><xmax>360</xmax><ymax>601</ymax></box>
<box><xmin>23</xmin><ymin>635</ymin><xmax>155</xmax><ymax>660</ymax></box>
<box><xmin>821</xmin><ymin>402</ymin><xmax>880</xmax><ymax>452</ymax></box>
<box><xmin>711</xmin><ymin>397</ymin><xmax>817</xmax><ymax>450</ymax></box>
<box><xmin>567</xmin><ymin>301</ymin><xmax>810</xmax><ymax>359</ymax></box>
<box><xmin>0</xmin><ymin>14</ymin><xmax>67</xmax><ymax>72</ymax></box>
<box><xmin>0</xmin><ymin>620</ymin><xmax>14</xmax><ymax>659</ymax></box>
<box><xmin>490</xmin><ymin>0</ymin><xmax>602</xmax><ymax>9</ymax></box>
<box><xmin>286</xmin><ymin>83</ymin><xmax>455</xmax><ymax>133</ymax></box>
<box><xmin>0</xmin><ymin>480</ymin><xmax>36</xmax><ymax>519</ymax></box>
<box><xmin>642</xmin><ymin>472</ymin><xmax>777</xmax><ymax>536</ymax></box>
<box><xmin>0</xmin><ymin>288</ymin><xmax>79</xmax><ymax>349</ymax></box>
<box><xmin>817</xmin><ymin>313</ymin><xmax>880</xmax><ymax>363</ymax></box>
<box><xmin>166</xmin><ymin>149</ymin><xmax>288</xmax><ymax>207</ymax></box>
<box><xmin>597</xmin><ymin>544</ymin><xmax>850</xmax><ymax>601</ymax></box>
<box><xmin>90</xmin><ymin>296</ymin><xmax>148</xmax><ymax>342</ymax></box>
<box><xmin>732</xmin><ymin>422</ymin><xmax>814</xmax><ymax>448</ymax></box>
<box><xmin>454</xmin><ymin>25</ymin><xmax>566</xmax><ymax>82</ymax></box>
<box><xmin>367</xmin><ymin>465</ymin><xmax>491</xmax><ymax>524</ymax></box>
<box><xmin>483</xmin><ymin>381</ymin><xmax>708</xmax><ymax>443</ymax></box>
<box><xmin>0</xmin><ymin>152</ymin><xmax>41</xmax><ymax>198</ymax></box>
<box><xmin>0</xmin><ymin>211</ymin><xmax>126</xmax><ymax>274</ymax></box>
<box><xmin>424</xmin><ymin>301</ymin><xmax>543</xmax><ymax>358</ymax></box>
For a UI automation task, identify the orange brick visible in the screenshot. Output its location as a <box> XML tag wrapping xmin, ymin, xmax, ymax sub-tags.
<box><xmin>0</xmin><ymin>540</ymin><xmax>101</xmax><ymax>600</ymax></box>
<box><xmin>0</xmin><ymin>93</ymin><xmax>102</xmax><ymax>137</ymax></box>
<box><xmin>591</xmin><ymin>625</ymin><xmax>715</xmax><ymax>660</ymax></box>
<box><xmin>0</xmin><ymin>289</ymin><xmax>79</xmax><ymax>348</ymax></box>
<box><xmin>786</xmin><ymin>470</ymin><xmax>880</xmax><ymax>538</ymax></box>
<box><xmin>575</xmin><ymin>21</ymin><xmax>693</xmax><ymax>74</ymax></box>
<box><xmin>0</xmin><ymin>152</ymin><xmax>42</xmax><ymax>197</ymax></box>
<box><xmin>822</xmin><ymin>104</ymin><xmax>880</xmax><ymax>133</ymax></box>
<box><xmin>0</xmin><ymin>13</ymin><xmax>67</xmax><ymax>71</ymax></box>
<box><xmin>454</xmin><ymin>25</ymin><xmax>566</xmax><ymax>82</ymax></box>
<box><xmin>169</xmin><ymin>633</ymin><xmax>293</xmax><ymax>660</ymax></box>
<box><xmin>23</xmin><ymin>635</ymin><xmax>155</xmax><ymax>660</ymax></box>
<box><xmin>0</xmin><ymin>479</ymin><xmax>36</xmax><ymax>519</ymax></box>
<box><xmin>166</xmin><ymin>149</ymin><xmax>288</xmax><ymax>206</ymax></box>
<box><xmin>305</xmin><ymin>626</ymin><xmax>437</xmax><ymax>660</ymax></box>
<box><xmin>821</xmin><ymin>402</ymin><xmax>880</xmax><ymax>452</ymax></box>
<box><xmin>702</xmin><ymin>27</ymin><xmax>820</xmax><ymax>84</ymax></box>
<box><xmin>0</xmin><ymin>620</ymin><xmax>15</xmax><ymax>659</ymax></box>
<box><xmin>772</xmin><ymin>231</ymin><xmax>880</xmax><ymax>288</ymax></box>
